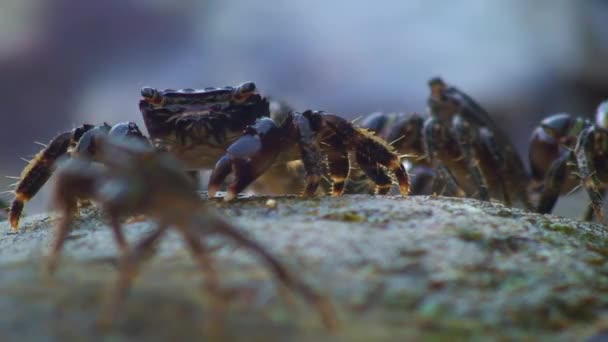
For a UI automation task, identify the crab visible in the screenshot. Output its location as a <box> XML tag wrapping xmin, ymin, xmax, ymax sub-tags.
<box><xmin>9</xmin><ymin>82</ymin><xmax>410</xmax><ymax>229</ymax></box>
<box><xmin>140</xmin><ymin>84</ymin><xmax>409</xmax><ymax>200</ymax></box>
<box><xmin>47</xmin><ymin>135</ymin><xmax>337</xmax><ymax>330</ymax></box>
<box><xmin>423</xmin><ymin>77</ymin><xmax>532</xmax><ymax>209</ymax></box>
<box><xmin>530</xmin><ymin>100</ymin><xmax>608</xmax><ymax>221</ymax></box>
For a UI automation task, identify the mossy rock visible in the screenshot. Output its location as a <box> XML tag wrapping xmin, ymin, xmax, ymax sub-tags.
<box><xmin>1</xmin><ymin>195</ymin><xmax>607</xmax><ymax>341</ymax></box>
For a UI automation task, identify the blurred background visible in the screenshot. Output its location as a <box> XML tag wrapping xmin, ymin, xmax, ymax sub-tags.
<box><xmin>1</xmin><ymin>0</ymin><xmax>607</xmax><ymax>217</ymax></box>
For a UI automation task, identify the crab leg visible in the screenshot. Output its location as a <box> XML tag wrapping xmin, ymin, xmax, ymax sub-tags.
<box><xmin>46</xmin><ymin>159</ymin><xmax>101</xmax><ymax>273</ymax></box>
<box><xmin>575</xmin><ymin>126</ymin><xmax>606</xmax><ymax>222</ymax></box>
<box><xmin>97</xmin><ymin>225</ymin><xmax>168</xmax><ymax>329</ymax></box>
<box><xmin>324</xmin><ymin>137</ymin><xmax>350</xmax><ymax>196</ymax></box>
<box><xmin>9</xmin><ymin>131</ymin><xmax>74</xmax><ymax>230</ymax></box>
<box><xmin>451</xmin><ymin>114</ymin><xmax>490</xmax><ymax>201</ymax></box>
<box><xmin>423</xmin><ymin>117</ymin><xmax>466</xmax><ymax>196</ymax></box>
<box><xmin>208</xmin><ymin>118</ymin><xmax>287</xmax><ymax>201</ymax></box>
<box><xmin>294</xmin><ymin>112</ymin><xmax>327</xmax><ymax>195</ymax></box>
<box><xmin>320</xmin><ymin>112</ymin><xmax>410</xmax><ymax>195</ymax></box>
<box><xmin>200</xmin><ymin>214</ymin><xmax>338</xmax><ymax>331</ymax></box>
<box><xmin>536</xmin><ymin>150</ymin><xmax>573</xmax><ymax>214</ymax></box>
<box><xmin>479</xmin><ymin>127</ymin><xmax>512</xmax><ymax>205</ymax></box>
<box><xmin>431</xmin><ymin>164</ymin><xmax>465</xmax><ymax>197</ymax></box>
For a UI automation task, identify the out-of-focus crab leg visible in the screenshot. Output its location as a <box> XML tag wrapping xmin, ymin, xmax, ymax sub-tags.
<box><xmin>451</xmin><ymin>114</ymin><xmax>490</xmax><ymax>201</ymax></box>
<box><xmin>431</xmin><ymin>164</ymin><xmax>465</xmax><ymax>197</ymax></box>
<box><xmin>423</xmin><ymin>117</ymin><xmax>465</xmax><ymax>196</ymax></box>
<box><xmin>97</xmin><ymin>225</ymin><xmax>168</xmax><ymax>329</ymax></box>
<box><xmin>200</xmin><ymin>214</ymin><xmax>339</xmax><ymax>332</ymax></box>
<box><xmin>208</xmin><ymin>118</ymin><xmax>286</xmax><ymax>201</ymax></box>
<box><xmin>536</xmin><ymin>151</ymin><xmax>572</xmax><ymax>214</ymax></box>
<box><xmin>575</xmin><ymin>126</ymin><xmax>606</xmax><ymax>223</ymax></box>
<box><xmin>479</xmin><ymin>127</ymin><xmax>512</xmax><ymax>205</ymax></box>
<box><xmin>46</xmin><ymin>159</ymin><xmax>101</xmax><ymax>273</ymax></box>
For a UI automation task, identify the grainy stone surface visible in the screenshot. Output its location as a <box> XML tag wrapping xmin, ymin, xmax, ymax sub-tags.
<box><xmin>1</xmin><ymin>195</ymin><xmax>607</xmax><ymax>341</ymax></box>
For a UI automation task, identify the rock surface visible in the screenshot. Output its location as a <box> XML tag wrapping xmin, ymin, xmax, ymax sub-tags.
<box><xmin>1</xmin><ymin>195</ymin><xmax>607</xmax><ymax>341</ymax></box>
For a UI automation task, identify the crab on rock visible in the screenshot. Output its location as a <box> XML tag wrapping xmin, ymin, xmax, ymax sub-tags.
<box><xmin>8</xmin><ymin>82</ymin><xmax>410</xmax><ymax>229</ymax></box>
<box><xmin>423</xmin><ymin>77</ymin><xmax>532</xmax><ymax>209</ymax></box>
<box><xmin>530</xmin><ymin>100</ymin><xmax>608</xmax><ymax>221</ymax></box>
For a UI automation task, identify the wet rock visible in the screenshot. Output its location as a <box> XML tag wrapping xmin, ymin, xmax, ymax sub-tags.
<box><xmin>1</xmin><ymin>195</ymin><xmax>607</xmax><ymax>341</ymax></box>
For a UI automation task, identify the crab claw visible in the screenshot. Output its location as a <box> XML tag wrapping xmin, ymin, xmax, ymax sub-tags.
<box><xmin>208</xmin><ymin>118</ymin><xmax>286</xmax><ymax>201</ymax></box>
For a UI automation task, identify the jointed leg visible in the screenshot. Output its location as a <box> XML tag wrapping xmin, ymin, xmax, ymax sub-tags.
<box><xmin>320</xmin><ymin>112</ymin><xmax>409</xmax><ymax>195</ymax></box>
<box><xmin>431</xmin><ymin>164</ymin><xmax>465</xmax><ymax>197</ymax></box>
<box><xmin>355</xmin><ymin>149</ymin><xmax>393</xmax><ymax>195</ymax></box>
<box><xmin>9</xmin><ymin>131</ymin><xmax>75</xmax><ymax>230</ymax></box>
<box><xmin>575</xmin><ymin>127</ymin><xmax>606</xmax><ymax>222</ymax></box>
<box><xmin>347</xmin><ymin>128</ymin><xmax>409</xmax><ymax>195</ymax></box>
<box><xmin>180</xmin><ymin>227</ymin><xmax>226</xmax><ymax>336</ymax></box>
<box><xmin>479</xmin><ymin>127</ymin><xmax>512</xmax><ymax>205</ymax></box>
<box><xmin>47</xmin><ymin>162</ymin><xmax>100</xmax><ymax>273</ymax></box>
<box><xmin>423</xmin><ymin>117</ymin><xmax>464</xmax><ymax>197</ymax></box>
<box><xmin>97</xmin><ymin>225</ymin><xmax>168</xmax><ymax>328</ymax></box>
<box><xmin>324</xmin><ymin>140</ymin><xmax>350</xmax><ymax>196</ymax></box>
<box><xmin>208</xmin><ymin>118</ymin><xmax>286</xmax><ymax>200</ymax></box>
<box><xmin>537</xmin><ymin>151</ymin><xmax>572</xmax><ymax>214</ymax></box>
<box><xmin>46</xmin><ymin>207</ymin><xmax>76</xmax><ymax>275</ymax></box>
<box><xmin>109</xmin><ymin>215</ymin><xmax>129</xmax><ymax>254</ymax></box>
<box><xmin>295</xmin><ymin>112</ymin><xmax>326</xmax><ymax>196</ymax></box>
<box><xmin>202</xmin><ymin>215</ymin><xmax>338</xmax><ymax>331</ymax></box>
<box><xmin>452</xmin><ymin>115</ymin><xmax>489</xmax><ymax>201</ymax></box>
<box><xmin>583</xmin><ymin>189</ymin><xmax>606</xmax><ymax>221</ymax></box>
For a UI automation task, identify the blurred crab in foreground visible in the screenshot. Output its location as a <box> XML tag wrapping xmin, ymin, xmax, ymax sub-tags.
<box><xmin>423</xmin><ymin>77</ymin><xmax>532</xmax><ymax>209</ymax></box>
<box><xmin>530</xmin><ymin>100</ymin><xmax>608</xmax><ymax>222</ymax></box>
<box><xmin>8</xmin><ymin>82</ymin><xmax>409</xmax><ymax>229</ymax></box>
<box><xmin>47</xmin><ymin>135</ymin><xmax>337</xmax><ymax>330</ymax></box>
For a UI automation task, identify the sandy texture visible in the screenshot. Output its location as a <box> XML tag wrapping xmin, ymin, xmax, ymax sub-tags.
<box><xmin>1</xmin><ymin>195</ymin><xmax>607</xmax><ymax>341</ymax></box>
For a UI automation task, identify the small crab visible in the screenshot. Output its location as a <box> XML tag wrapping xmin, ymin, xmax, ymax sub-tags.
<box><xmin>141</xmin><ymin>84</ymin><xmax>409</xmax><ymax>200</ymax></box>
<box><xmin>423</xmin><ymin>77</ymin><xmax>532</xmax><ymax>209</ymax></box>
<box><xmin>47</xmin><ymin>135</ymin><xmax>337</xmax><ymax>330</ymax></box>
<box><xmin>530</xmin><ymin>100</ymin><xmax>608</xmax><ymax>221</ymax></box>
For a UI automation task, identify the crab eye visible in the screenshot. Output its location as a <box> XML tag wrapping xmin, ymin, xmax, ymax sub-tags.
<box><xmin>141</xmin><ymin>87</ymin><xmax>165</xmax><ymax>105</ymax></box>
<box><xmin>596</xmin><ymin>100</ymin><xmax>608</xmax><ymax>129</ymax></box>
<box><xmin>237</xmin><ymin>82</ymin><xmax>256</xmax><ymax>95</ymax></box>
<box><xmin>141</xmin><ymin>87</ymin><xmax>156</xmax><ymax>98</ymax></box>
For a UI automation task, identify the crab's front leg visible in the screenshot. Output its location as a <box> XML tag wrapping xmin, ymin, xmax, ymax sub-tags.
<box><xmin>451</xmin><ymin>114</ymin><xmax>490</xmax><ymax>201</ymax></box>
<box><xmin>208</xmin><ymin>118</ymin><xmax>292</xmax><ymax>201</ymax></box>
<box><xmin>575</xmin><ymin>126</ymin><xmax>607</xmax><ymax>222</ymax></box>
<box><xmin>8</xmin><ymin>126</ymin><xmax>92</xmax><ymax>230</ymax></box>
